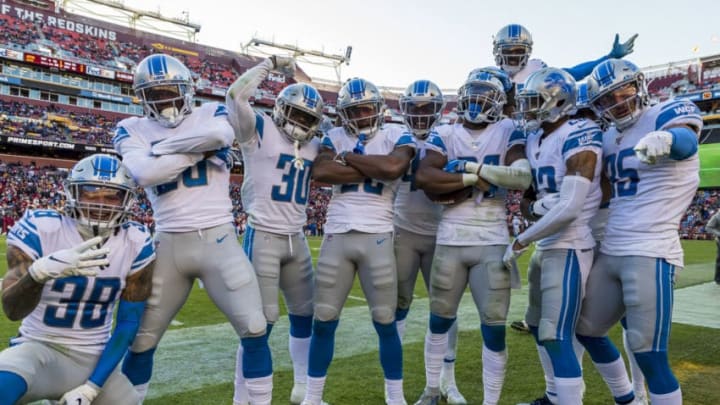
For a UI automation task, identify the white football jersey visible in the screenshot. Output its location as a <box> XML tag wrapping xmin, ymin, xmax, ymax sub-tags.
<box><xmin>240</xmin><ymin>112</ymin><xmax>319</xmax><ymax>234</ymax></box>
<box><xmin>600</xmin><ymin>99</ymin><xmax>703</xmax><ymax>267</ymax></box>
<box><xmin>425</xmin><ymin>119</ymin><xmax>518</xmax><ymax>246</ymax></box>
<box><xmin>7</xmin><ymin>210</ymin><xmax>155</xmax><ymax>354</ymax></box>
<box><xmin>115</xmin><ymin>102</ymin><xmax>234</xmax><ymax>232</ymax></box>
<box><xmin>525</xmin><ymin>118</ymin><xmax>603</xmax><ymax>250</ymax></box>
<box><xmin>393</xmin><ymin>136</ymin><xmax>442</xmax><ymax>236</ymax></box>
<box><xmin>511</xmin><ymin>59</ymin><xmax>548</xmax><ymax>85</ymax></box>
<box><xmin>322</xmin><ymin>124</ymin><xmax>416</xmax><ymax>234</ymax></box>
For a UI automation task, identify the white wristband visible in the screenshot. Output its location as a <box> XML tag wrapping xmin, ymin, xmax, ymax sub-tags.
<box><xmin>461</xmin><ymin>173</ymin><xmax>479</xmax><ymax>186</ymax></box>
<box><xmin>464</xmin><ymin>161</ymin><xmax>481</xmax><ymax>174</ymax></box>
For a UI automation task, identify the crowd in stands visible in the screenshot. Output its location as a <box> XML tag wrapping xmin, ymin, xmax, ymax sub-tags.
<box><xmin>0</xmin><ymin>100</ymin><xmax>116</xmax><ymax>145</ymax></box>
<box><xmin>0</xmin><ymin>160</ymin><xmax>715</xmax><ymax>241</ymax></box>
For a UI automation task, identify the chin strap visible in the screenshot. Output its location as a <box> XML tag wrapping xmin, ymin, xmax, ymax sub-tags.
<box><xmin>292</xmin><ymin>140</ymin><xmax>304</xmax><ymax>170</ymax></box>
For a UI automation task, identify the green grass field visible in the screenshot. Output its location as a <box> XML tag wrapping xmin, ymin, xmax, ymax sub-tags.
<box><xmin>0</xmin><ymin>237</ymin><xmax>718</xmax><ymax>404</ymax></box>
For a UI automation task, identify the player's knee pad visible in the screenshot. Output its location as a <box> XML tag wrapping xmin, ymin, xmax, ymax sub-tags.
<box><xmin>221</xmin><ymin>263</ymin><xmax>254</xmax><ymax>291</ymax></box>
<box><xmin>624</xmin><ymin>326</ymin><xmax>654</xmax><ymax>353</ymax></box>
<box><xmin>313</xmin><ymin>303</ymin><xmax>340</xmax><ymax>322</ymax></box>
<box><xmin>288</xmin><ymin>314</ymin><xmax>313</xmax><ymax>339</ymax></box>
<box><xmin>285</xmin><ymin>298</ymin><xmax>313</xmax><ymax>319</ymax></box>
<box><xmin>575</xmin><ymin>334</ymin><xmax>621</xmax><ymax>364</ymax></box>
<box><xmin>0</xmin><ymin>371</ymin><xmax>27</xmax><ymax>404</ymax></box>
<box><xmin>244</xmin><ymin>310</ymin><xmax>268</xmax><ymax>337</ymax></box>
<box><xmin>429</xmin><ymin>313</ymin><xmax>455</xmax><ymax>334</ymax></box>
<box><xmin>122</xmin><ymin>347</ymin><xmax>157</xmax><ymax>385</ymax></box>
<box><xmin>129</xmin><ymin>330</ymin><xmax>160</xmax><ymax>353</ymax></box>
<box><xmin>481</xmin><ymin>324</ymin><xmax>506</xmax><ymax>352</ymax></box>
<box><xmin>263</xmin><ymin>304</ymin><xmax>280</xmax><ymax>325</ymax></box>
<box><xmin>240</xmin><ymin>334</ymin><xmax>273</xmax><ymax>378</ymax></box>
<box><xmin>634</xmin><ymin>351</ymin><xmax>679</xmax><ymax>394</ymax></box>
<box><xmin>370</xmin><ymin>304</ymin><xmax>395</xmax><ymax>324</ymax></box>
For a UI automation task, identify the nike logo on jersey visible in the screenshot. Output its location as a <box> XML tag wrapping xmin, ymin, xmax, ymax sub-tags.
<box><xmin>48</xmin><ymin>256</ymin><xmax>71</xmax><ymax>265</ymax></box>
<box><xmin>216</xmin><ymin>234</ymin><xmax>228</xmax><ymax>244</ymax></box>
<box><xmin>376</xmin><ymin>238</ymin><xmax>387</xmax><ymax>245</ymax></box>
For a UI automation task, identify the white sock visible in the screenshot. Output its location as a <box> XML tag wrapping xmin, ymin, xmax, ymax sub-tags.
<box><xmin>425</xmin><ymin>331</ymin><xmax>448</xmax><ymax>389</ymax></box>
<box><xmin>289</xmin><ymin>336</ymin><xmax>311</xmax><ymax>385</ymax></box>
<box><xmin>234</xmin><ymin>344</ymin><xmax>249</xmax><ymax>404</ymax></box>
<box><xmin>536</xmin><ymin>344</ymin><xmax>557</xmax><ymax>401</ymax></box>
<box><xmin>622</xmin><ymin>329</ymin><xmax>647</xmax><ymax>397</ymax></box>
<box><xmin>555</xmin><ymin>376</ymin><xmax>584</xmax><ymax>404</ymax></box>
<box><xmin>396</xmin><ymin>319</ymin><xmax>407</xmax><ymax>342</ymax></box>
<box><xmin>134</xmin><ymin>383</ymin><xmax>149</xmax><ymax>402</ymax></box>
<box><xmin>649</xmin><ymin>387</ymin><xmax>682</xmax><ymax>405</ymax></box>
<box><xmin>385</xmin><ymin>378</ymin><xmax>405</xmax><ymax>404</ymax></box>
<box><xmin>246</xmin><ymin>374</ymin><xmax>273</xmax><ymax>405</ymax></box>
<box><xmin>572</xmin><ymin>336</ymin><xmax>585</xmax><ymax>371</ymax></box>
<box><xmin>445</xmin><ymin>320</ymin><xmax>458</xmax><ymax>362</ymax></box>
<box><xmin>593</xmin><ymin>357</ymin><xmax>633</xmax><ymax>400</ymax></box>
<box><xmin>481</xmin><ymin>345</ymin><xmax>507</xmax><ymax>405</ymax></box>
<box><xmin>304</xmin><ymin>376</ymin><xmax>327</xmax><ymax>404</ymax></box>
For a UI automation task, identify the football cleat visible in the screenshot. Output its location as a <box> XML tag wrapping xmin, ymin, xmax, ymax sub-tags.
<box><xmin>299</xmin><ymin>400</ymin><xmax>330</xmax><ymax>405</ymax></box>
<box><xmin>517</xmin><ymin>394</ymin><xmax>554</xmax><ymax>405</ymax></box>
<box><xmin>440</xmin><ymin>384</ymin><xmax>467</xmax><ymax>405</ymax></box>
<box><xmin>634</xmin><ymin>390</ymin><xmax>649</xmax><ymax>405</ymax></box>
<box><xmin>510</xmin><ymin>320</ymin><xmax>531</xmax><ymax>333</ymax></box>
<box><xmin>413</xmin><ymin>387</ymin><xmax>440</xmax><ymax>405</ymax></box>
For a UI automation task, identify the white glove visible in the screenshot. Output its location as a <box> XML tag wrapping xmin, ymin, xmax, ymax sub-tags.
<box><xmin>503</xmin><ymin>239</ymin><xmax>529</xmax><ymax>270</ymax></box>
<box><xmin>28</xmin><ymin>236</ymin><xmax>109</xmax><ymax>283</ymax></box>
<box><xmin>633</xmin><ymin>130</ymin><xmax>672</xmax><ymax>164</ymax></box>
<box><xmin>60</xmin><ymin>382</ymin><xmax>100</xmax><ymax>405</ymax></box>
<box><xmin>530</xmin><ymin>193</ymin><xmax>561</xmax><ymax>217</ymax></box>
<box><xmin>270</xmin><ymin>55</ymin><xmax>296</xmax><ymax>78</ymax></box>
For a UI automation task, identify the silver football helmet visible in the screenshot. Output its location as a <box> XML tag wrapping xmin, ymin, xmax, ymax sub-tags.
<box><xmin>457</xmin><ymin>68</ymin><xmax>510</xmax><ymax>124</ymax></box>
<box><xmin>515</xmin><ymin>67</ymin><xmax>577</xmax><ymax>132</ymax></box>
<box><xmin>64</xmin><ymin>154</ymin><xmax>137</xmax><ymax>233</ymax></box>
<box><xmin>133</xmin><ymin>54</ymin><xmax>195</xmax><ymax>128</ymax></box>
<box><xmin>493</xmin><ymin>24</ymin><xmax>533</xmax><ymax>74</ymax></box>
<box><xmin>336</xmin><ymin>78</ymin><xmax>385</xmax><ymax>138</ymax></box>
<box><xmin>399</xmin><ymin>79</ymin><xmax>445</xmax><ymax>139</ymax></box>
<box><xmin>273</xmin><ymin>83</ymin><xmax>325</xmax><ymax>143</ymax></box>
<box><xmin>586</xmin><ymin>59</ymin><xmax>648</xmax><ymax>130</ymax></box>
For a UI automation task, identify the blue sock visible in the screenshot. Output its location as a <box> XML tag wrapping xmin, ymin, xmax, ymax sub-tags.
<box><xmin>429</xmin><ymin>313</ymin><xmax>455</xmax><ymax>334</ymax></box>
<box><xmin>373</xmin><ymin>321</ymin><xmax>403</xmax><ymax>380</ymax></box>
<box><xmin>122</xmin><ymin>347</ymin><xmax>156</xmax><ymax>385</ymax></box>
<box><xmin>395</xmin><ymin>307</ymin><xmax>410</xmax><ymax>322</ymax></box>
<box><xmin>288</xmin><ymin>314</ymin><xmax>313</xmax><ymax>339</ymax></box>
<box><xmin>308</xmin><ymin>319</ymin><xmax>339</xmax><ymax>378</ymax></box>
<box><xmin>0</xmin><ymin>371</ymin><xmax>27</xmax><ymax>405</ymax></box>
<box><xmin>544</xmin><ymin>339</ymin><xmax>581</xmax><ymax>378</ymax></box>
<box><xmin>635</xmin><ymin>351</ymin><xmax>679</xmax><ymax>394</ymax></box>
<box><xmin>241</xmin><ymin>332</ymin><xmax>273</xmax><ymax>378</ymax></box>
<box><xmin>576</xmin><ymin>334</ymin><xmax>621</xmax><ymax>363</ymax></box>
<box><xmin>481</xmin><ymin>324</ymin><xmax>506</xmax><ymax>352</ymax></box>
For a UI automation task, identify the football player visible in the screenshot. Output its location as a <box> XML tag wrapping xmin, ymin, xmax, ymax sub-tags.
<box><xmin>492</xmin><ymin>24</ymin><xmax>638</xmax><ymax>85</ymax></box>
<box><xmin>576</xmin><ymin>59</ymin><xmax>703</xmax><ymax>405</ymax></box>
<box><xmin>226</xmin><ymin>56</ymin><xmax>324</xmax><ymax>405</ymax></box>
<box><xmin>302</xmin><ymin>78</ymin><xmax>415</xmax><ymax>405</ymax></box>
<box><xmin>412</xmin><ymin>68</ymin><xmax>531</xmax><ymax>405</ymax></box>
<box><xmin>113</xmin><ymin>54</ymin><xmax>272</xmax><ymax>404</ymax></box>
<box><xmin>504</xmin><ymin>67</ymin><xmax>633</xmax><ymax>404</ymax></box>
<box><xmin>0</xmin><ymin>154</ymin><xmax>154</xmax><ymax>405</ymax></box>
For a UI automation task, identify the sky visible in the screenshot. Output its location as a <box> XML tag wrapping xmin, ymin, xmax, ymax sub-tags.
<box><xmin>70</xmin><ymin>0</ymin><xmax>720</xmax><ymax>90</ymax></box>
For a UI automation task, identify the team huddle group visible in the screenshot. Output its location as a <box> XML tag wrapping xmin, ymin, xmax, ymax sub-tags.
<box><xmin>0</xmin><ymin>24</ymin><xmax>701</xmax><ymax>405</ymax></box>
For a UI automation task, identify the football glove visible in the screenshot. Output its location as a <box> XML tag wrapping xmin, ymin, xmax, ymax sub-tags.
<box><xmin>503</xmin><ymin>239</ymin><xmax>529</xmax><ymax>270</ymax></box>
<box><xmin>28</xmin><ymin>237</ymin><xmax>108</xmax><ymax>283</ymax></box>
<box><xmin>207</xmin><ymin>146</ymin><xmax>233</xmax><ymax>169</ymax></box>
<box><xmin>608</xmin><ymin>33</ymin><xmax>638</xmax><ymax>59</ymax></box>
<box><xmin>634</xmin><ymin>130</ymin><xmax>672</xmax><ymax>164</ymax></box>
<box><xmin>60</xmin><ymin>382</ymin><xmax>99</xmax><ymax>405</ymax></box>
<box><xmin>270</xmin><ymin>55</ymin><xmax>296</xmax><ymax>78</ymax></box>
<box><xmin>443</xmin><ymin>159</ymin><xmax>480</xmax><ymax>174</ymax></box>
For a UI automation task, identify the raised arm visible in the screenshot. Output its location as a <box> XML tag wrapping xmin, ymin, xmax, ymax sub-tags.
<box><xmin>563</xmin><ymin>33</ymin><xmax>638</xmax><ymax>80</ymax></box>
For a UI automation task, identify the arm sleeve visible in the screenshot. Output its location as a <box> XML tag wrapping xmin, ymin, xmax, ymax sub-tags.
<box><xmin>113</xmin><ymin>127</ymin><xmax>204</xmax><ymax>188</ymax></box>
<box><xmin>563</xmin><ymin>56</ymin><xmax>608</xmax><ymax>81</ymax></box>
<box><xmin>667</xmin><ymin>126</ymin><xmax>699</xmax><ymax>160</ymax></box>
<box><xmin>150</xmin><ymin>105</ymin><xmax>234</xmax><ymax>155</ymax></box>
<box><xmin>478</xmin><ymin>158</ymin><xmax>532</xmax><ymax>190</ymax></box>
<box><xmin>88</xmin><ymin>299</ymin><xmax>145</xmax><ymax>388</ymax></box>
<box><xmin>517</xmin><ymin>175</ymin><xmax>591</xmax><ymax>246</ymax></box>
<box><xmin>226</xmin><ymin>59</ymin><xmax>273</xmax><ymax>144</ymax></box>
